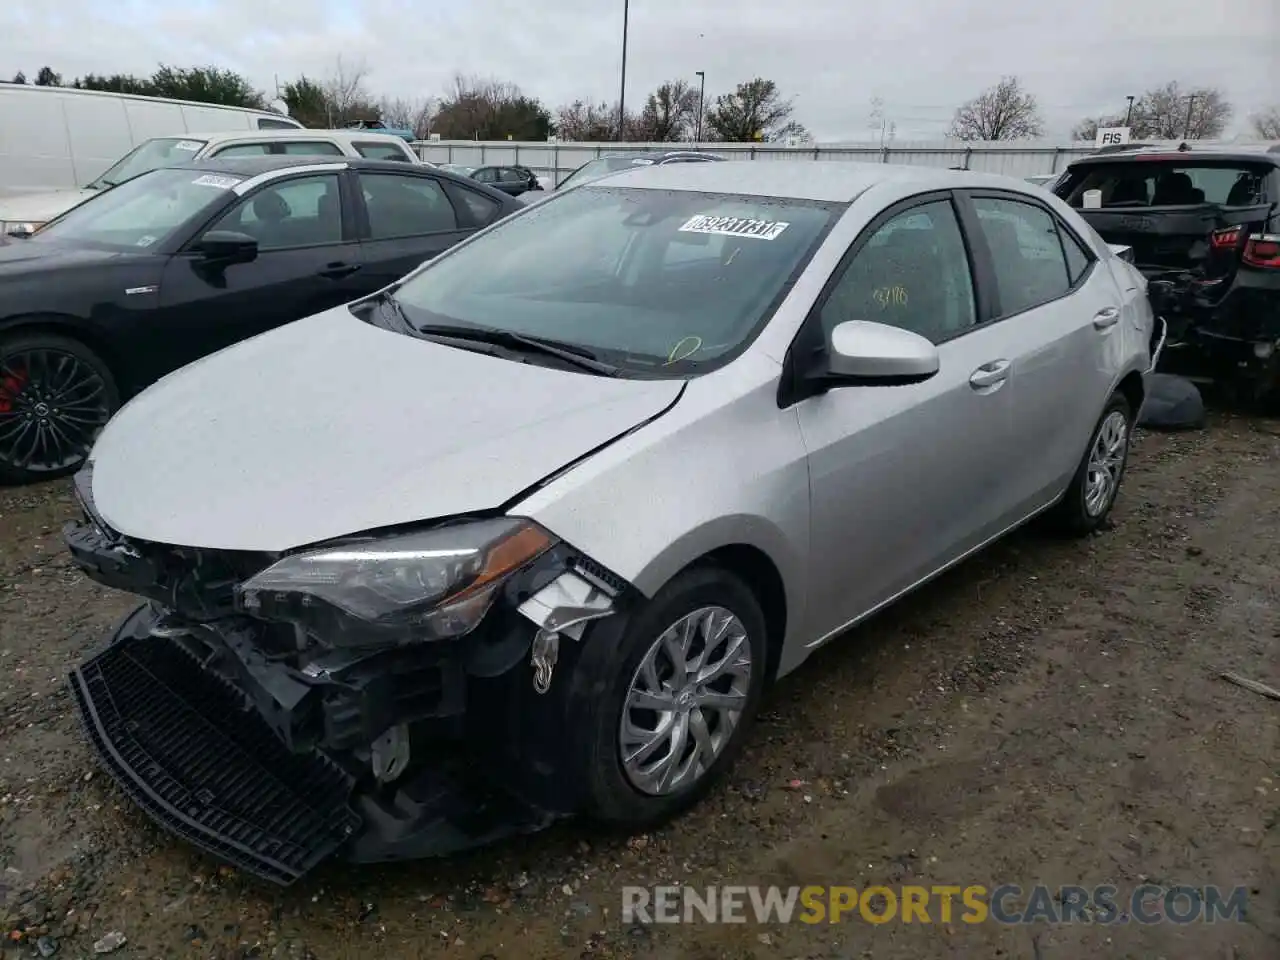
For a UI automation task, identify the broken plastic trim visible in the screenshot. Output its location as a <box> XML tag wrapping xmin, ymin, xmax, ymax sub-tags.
<box><xmin>516</xmin><ymin>567</ymin><xmax>618</xmax><ymax>694</ymax></box>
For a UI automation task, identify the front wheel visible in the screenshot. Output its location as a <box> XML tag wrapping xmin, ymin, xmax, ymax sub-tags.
<box><xmin>571</xmin><ymin>565</ymin><xmax>768</xmax><ymax>827</ymax></box>
<box><xmin>1050</xmin><ymin>391</ymin><xmax>1133</xmax><ymax>536</ymax></box>
<box><xmin>0</xmin><ymin>331</ymin><xmax>119</xmax><ymax>485</ymax></box>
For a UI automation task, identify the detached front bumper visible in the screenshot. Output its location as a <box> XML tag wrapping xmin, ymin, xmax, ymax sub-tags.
<box><xmin>65</xmin><ymin>508</ymin><xmax>627</xmax><ymax>886</ymax></box>
<box><xmin>70</xmin><ymin>603</ymin><xmax>562</xmax><ymax>885</ymax></box>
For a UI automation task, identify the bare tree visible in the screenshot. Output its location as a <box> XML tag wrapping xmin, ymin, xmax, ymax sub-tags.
<box><xmin>322</xmin><ymin>56</ymin><xmax>373</xmax><ymax>126</ymax></box>
<box><xmin>1071</xmin><ymin>116</ymin><xmax>1125</xmax><ymax>141</ymax></box>
<box><xmin>635</xmin><ymin>80</ymin><xmax>698</xmax><ymax>141</ymax></box>
<box><xmin>775</xmin><ymin>120</ymin><xmax>812</xmax><ymax>144</ymax></box>
<box><xmin>1251</xmin><ymin>105</ymin><xmax>1280</xmax><ymax>140</ymax></box>
<box><xmin>1129</xmin><ymin>82</ymin><xmax>1231</xmax><ymax>139</ymax></box>
<box><xmin>379</xmin><ymin>96</ymin><xmax>437</xmax><ymax>139</ymax></box>
<box><xmin>705</xmin><ymin>78</ymin><xmax>794</xmax><ymax>143</ymax></box>
<box><xmin>948</xmin><ymin>76</ymin><xmax>1044</xmax><ymax>141</ymax></box>
<box><xmin>554</xmin><ymin>99</ymin><xmax>633</xmax><ymax>141</ymax></box>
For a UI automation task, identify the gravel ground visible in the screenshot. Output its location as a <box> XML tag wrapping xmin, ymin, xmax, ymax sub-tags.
<box><xmin>1</xmin><ymin>414</ymin><xmax>1277</xmax><ymax>959</ymax></box>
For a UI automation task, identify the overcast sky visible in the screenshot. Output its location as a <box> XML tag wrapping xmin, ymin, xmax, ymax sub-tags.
<box><xmin>3</xmin><ymin>0</ymin><xmax>1276</xmax><ymax>140</ymax></box>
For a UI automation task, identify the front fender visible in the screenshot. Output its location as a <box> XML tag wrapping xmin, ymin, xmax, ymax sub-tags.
<box><xmin>511</xmin><ymin>355</ymin><xmax>811</xmax><ymax>663</ymax></box>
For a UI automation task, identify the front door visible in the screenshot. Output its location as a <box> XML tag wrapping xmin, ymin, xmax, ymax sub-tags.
<box><xmin>153</xmin><ymin>171</ymin><xmax>365</xmax><ymax>377</ymax></box>
<box><xmin>795</xmin><ymin>194</ymin><xmax>1016</xmax><ymax>643</ymax></box>
<box><xmin>353</xmin><ymin>170</ymin><xmax>473</xmax><ymax>289</ymax></box>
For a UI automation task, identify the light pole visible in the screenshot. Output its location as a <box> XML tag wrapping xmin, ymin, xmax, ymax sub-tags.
<box><xmin>695</xmin><ymin>71</ymin><xmax>705</xmax><ymax>143</ymax></box>
<box><xmin>617</xmin><ymin>0</ymin><xmax>629</xmax><ymax>141</ymax></box>
<box><xmin>1124</xmin><ymin>94</ymin><xmax>1135</xmax><ymax>127</ymax></box>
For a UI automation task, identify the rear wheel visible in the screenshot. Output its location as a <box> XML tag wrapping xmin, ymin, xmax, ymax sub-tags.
<box><xmin>0</xmin><ymin>331</ymin><xmax>118</xmax><ymax>485</ymax></box>
<box><xmin>1050</xmin><ymin>392</ymin><xmax>1133</xmax><ymax>536</ymax></box>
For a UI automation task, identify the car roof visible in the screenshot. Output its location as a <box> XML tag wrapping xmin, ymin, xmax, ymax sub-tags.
<box><xmin>163</xmin><ymin>129</ymin><xmax>411</xmax><ymax>146</ymax></box>
<box><xmin>594</xmin><ymin>150</ymin><xmax>722</xmax><ymax>161</ymax></box>
<box><xmin>153</xmin><ymin>155</ymin><xmax>517</xmax><ymax>198</ymax></box>
<box><xmin>593</xmin><ymin>159</ymin><xmax>1039</xmax><ymax>203</ymax></box>
<box><xmin>1068</xmin><ymin>142</ymin><xmax>1280</xmax><ymax>167</ymax></box>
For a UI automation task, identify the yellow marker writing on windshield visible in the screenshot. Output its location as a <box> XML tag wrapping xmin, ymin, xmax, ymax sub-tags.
<box><xmin>667</xmin><ymin>336</ymin><xmax>703</xmax><ymax>364</ymax></box>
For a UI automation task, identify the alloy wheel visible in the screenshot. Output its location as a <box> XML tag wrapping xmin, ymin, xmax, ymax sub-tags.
<box><xmin>1084</xmin><ymin>409</ymin><xmax>1129</xmax><ymax>517</ymax></box>
<box><xmin>0</xmin><ymin>348</ymin><xmax>111</xmax><ymax>475</ymax></box>
<box><xmin>619</xmin><ymin>605</ymin><xmax>753</xmax><ymax>796</ymax></box>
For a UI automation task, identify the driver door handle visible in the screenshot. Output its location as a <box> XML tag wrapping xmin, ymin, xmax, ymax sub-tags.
<box><xmin>969</xmin><ymin>359</ymin><xmax>1011</xmax><ymax>390</ymax></box>
<box><xmin>1093</xmin><ymin>306</ymin><xmax>1120</xmax><ymax>329</ymax></box>
<box><xmin>318</xmin><ymin>262</ymin><xmax>361</xmax><ymax>280</ymax></box>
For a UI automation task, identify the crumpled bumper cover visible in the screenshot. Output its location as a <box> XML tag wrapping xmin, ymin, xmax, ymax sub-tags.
<box><xmin>68</xmin><ymin>606</ymin><xmax>361</xmax><ymax>885</ymax></box>
<box><xmin>69</xmin><ymin>604</ymin><xmax>559</xmax><ymax>886</ymax></box>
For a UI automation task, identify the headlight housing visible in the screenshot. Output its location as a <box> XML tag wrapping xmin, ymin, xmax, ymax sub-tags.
<box><xmin>235</xmin><ymin>517</ymin><xmax>556</xmax><ymax>646</ymax></box>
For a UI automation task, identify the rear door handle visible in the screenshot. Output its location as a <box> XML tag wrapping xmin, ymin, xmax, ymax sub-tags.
<box><xmin>969</xmin><ymin>359</ymin><xmax>1011</xmax><ymax>390</ymax></box>
<box><xmin>318</xmin><ymin>263</ymin><xmax>361</xmax><ymax>280</ymax></box>
<box><xmin>1093</xmin><ymin>306</ymin><xmax>1120</xmax><ymax>329</ymax></box>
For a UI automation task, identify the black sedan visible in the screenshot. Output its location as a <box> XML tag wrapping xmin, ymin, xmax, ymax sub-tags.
<box><xmin>468</xmin><ymin>164</ymin><xmax>544</xmax><ymax>196</ymax></box>
<box><xmin>0</xmin><ymin>156</ymin><xmax>522</xmax><ymax>484</ymax></box>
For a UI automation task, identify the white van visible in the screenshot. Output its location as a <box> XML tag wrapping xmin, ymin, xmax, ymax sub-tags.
<box><xmin>0</xmin><ymin>84</ymin><xmax>302</xmax><ymax>197</ymax></box>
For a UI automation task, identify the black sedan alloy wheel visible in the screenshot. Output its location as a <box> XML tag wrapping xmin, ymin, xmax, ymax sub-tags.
<box><xmin>0</xmin><ymin>335</ymin><xmax>116</xmax><ymax>483</ymax></box>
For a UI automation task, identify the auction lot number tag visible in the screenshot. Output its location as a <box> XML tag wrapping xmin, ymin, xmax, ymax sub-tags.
<box><xmin>678</xmin><ymin>214</ymin><xmax>790</xmax><ymax>240</ymax></box>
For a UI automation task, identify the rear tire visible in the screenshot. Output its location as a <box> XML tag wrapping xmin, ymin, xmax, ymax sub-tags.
<box><xmin>0</xmin><ymin>331</ymin><xmax>118</xmax><ymax>485</ymax></box>
<box><xmin>1049</xmin><ymin>392</ymin><xmax>1133</xmax><ymax>537</ymax></box>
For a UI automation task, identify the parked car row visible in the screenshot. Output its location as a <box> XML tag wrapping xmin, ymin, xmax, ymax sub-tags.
<box><xmin>49</xmin><ymin>155</ymin><xmax>1164</xmax><ymax>886</ymax></box>
<box><xmin>0</xmin><ymin>129</ymin><xmax>422</xmax><ymax>236</ymax></box>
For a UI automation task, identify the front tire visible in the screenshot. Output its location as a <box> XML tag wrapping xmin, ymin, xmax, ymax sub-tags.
<box><xmin>572</xmin><ymin>565</ymin><xmax>768</xmax><ymax>827</ymax></box>
<box><xmin>1050</xmin><ymin>391</ymin><xmax>1133</xmax><ymax>536</ymax></box>
<box><xmin>0</xmin><ymin>331</ymin><xmax>119</xmax><ymax>485</ymax></box>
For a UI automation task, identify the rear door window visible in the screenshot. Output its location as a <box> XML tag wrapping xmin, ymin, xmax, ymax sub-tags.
<box><xmin>1061</xmin><ymin>162</ymin><xmax>1269</xmax><ymax>208</ymax></box>
<box><xmin>279</xmin><ymin>141</ymin><xmax>345</xmax><ymax>156</ymax></box>
<box><xmin>359</xmin><ymin>172</ymin><xmax>459</xmax><ymax>238</ymax></box>
<box><xmin>210</xmin><ymin>143</ymin><xmax>272</xmax><ymax>158</ymax></box>
<box><xmin>972</xmin><ymin>197</ymin><xmax>1071</xmax><ymax>315</ymax></box>
<box><xmin>354</xmin><ymin>141</ymin><xmax>413</xmax><ymax>161</ymax></box>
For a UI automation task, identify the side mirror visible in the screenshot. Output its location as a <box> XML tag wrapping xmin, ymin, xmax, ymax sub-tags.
<box><xmin>197</xmin><ymin>230</ymin><xmax>258</xmax><ymax>265</ymax></box>
<box><xmin>826</xmin><ymin>320</ymin><xmax>939</xmax><ymax>385</ymax></box>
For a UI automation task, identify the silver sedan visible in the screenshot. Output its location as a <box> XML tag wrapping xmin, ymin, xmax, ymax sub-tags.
<box><xmin>68</xmin><ymin>160</ymin><xmax>1156</xmax><ymax>878</ymax></box>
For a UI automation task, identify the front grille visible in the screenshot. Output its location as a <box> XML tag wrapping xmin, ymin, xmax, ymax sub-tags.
<box><xmin>70</xmin><ymin>635</ymin><xmax>361</xmax><ymax>885</ymax></box>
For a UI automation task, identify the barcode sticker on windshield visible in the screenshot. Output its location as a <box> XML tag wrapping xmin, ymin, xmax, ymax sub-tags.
<box><xmin>678</xmin><ymin>214</ymin><xmax>790</xmax><ymax>240</ymax></box>
<box><xmin>174</xmin><ymin>140</ymin><xmax>202</xmax><ymax>152</ymax></box>
<box><xmin>191</xmin><ymin>174</ymin><xmax>242</xmax><ymax>189</ymax></box>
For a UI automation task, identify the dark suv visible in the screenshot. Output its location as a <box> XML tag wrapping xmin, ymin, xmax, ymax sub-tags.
<box><xmin>1052</xmin><ymin>143</ymin><xmax>1280</xmax><ymax>399</ymax></box>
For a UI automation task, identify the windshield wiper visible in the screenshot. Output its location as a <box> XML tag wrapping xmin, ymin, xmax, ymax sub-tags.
<box><xmin>416</xmin><ymin>323</ymin><xmax>620</xmax><ymax>376</ymax></box>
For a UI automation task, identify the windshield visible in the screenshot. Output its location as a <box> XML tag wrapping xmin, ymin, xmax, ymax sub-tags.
<box><xmin>390</xmin><ymin>185</ymin><xmax>839</xmax><ymax>376</ymax></box>
<box><xmin>34</xmin><ymin>167</ymin><xmax>239</xmax><ymax>251</ymax></box>
<box><xmin>440</xmin><ymin>164</ymin><xmax>476</xmax><ymax>176</ymax></box>
<box><xmin>89</xmin><ymin>137</ymin><xmax>208</xmax><ymax>189</ymax></box>
<box><xmin>558</xmin><ymin>156</ymin><xmax>655</xmax><ymax>189</ymax></box>
<box><xmin>1059</xmin><ymin>161</ymin><xmax>1270</xmax><ymax>208</ymax></box>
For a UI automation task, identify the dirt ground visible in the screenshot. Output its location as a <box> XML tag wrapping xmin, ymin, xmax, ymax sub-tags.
<box><xmin>1</xmin><ymin>413</ymin><xmax>1277</xmax><ymax>960</ymax></box>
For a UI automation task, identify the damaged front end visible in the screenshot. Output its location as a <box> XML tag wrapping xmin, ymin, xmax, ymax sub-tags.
<box><xmin>65</xmin><ymin>465</ymin><xmax>630</xmax><ymax>885</ymax></box>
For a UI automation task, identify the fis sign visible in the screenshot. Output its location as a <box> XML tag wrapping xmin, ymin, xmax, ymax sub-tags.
<box><xmin>1096</xmin><ymin>126</ymin><xmax>1132</xmax><ymax>147</ymax></box>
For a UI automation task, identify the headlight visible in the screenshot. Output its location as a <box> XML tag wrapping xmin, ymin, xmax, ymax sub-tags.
<box><xmin>235</xmin><ymin>517</ymin><xmax>556</xmax><ymax>646</ymax></box>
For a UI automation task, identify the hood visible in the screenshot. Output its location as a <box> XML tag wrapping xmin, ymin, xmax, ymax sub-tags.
<box><xmin>0</xmin><ymin>188</ymin><xmax>97</xmax><ymax>225</ymax></box>
<box><xmin>0</xmin><ymin>239</ymin><xmax>127</xmax><ymax>271</ymax></box>
<box><xmin>88</xmin><ymin>306</ymin><xmax>684</xmax><ymax>552</ymax></box>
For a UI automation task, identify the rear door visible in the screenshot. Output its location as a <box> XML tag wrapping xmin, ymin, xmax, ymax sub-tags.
<box><xmin>352</xmin><ymin>169</ymin><xmax>474</xmax><ymax>287</ymax></box>
<box><xmin>960</xmin><ymin>190</ymin><xmax>1124</xmax><ymax>513</ymax></box>
<box><xmin>154</xmin><ymin>170</ymin><xmax>365</xmax><ymax>371</ymax></box>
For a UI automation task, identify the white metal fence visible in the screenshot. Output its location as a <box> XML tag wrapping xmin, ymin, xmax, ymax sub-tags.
<box><xmin>411</xmin><ymin>139</ymin><xmax>1103</xmax><ymax>186</ymax></box>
